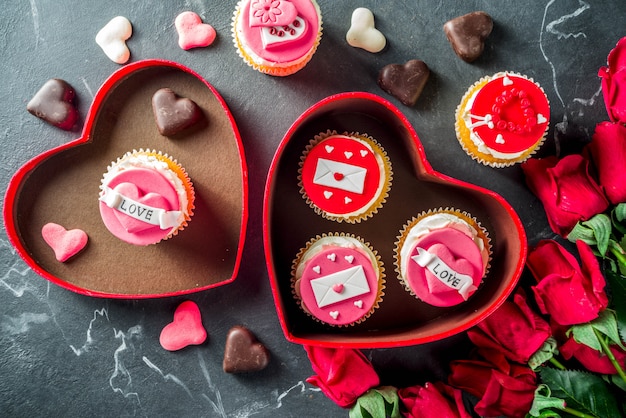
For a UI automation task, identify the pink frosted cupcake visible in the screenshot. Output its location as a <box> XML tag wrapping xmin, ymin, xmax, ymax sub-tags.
<box><xmin>394</xmin><ymin>209</ymin><xmax>491</xmax><ymax>307</ymax></box>
<box><xmin>292</xmin><ymin>233</ymin><xmax>385</xmax><ymax>326</ymax></box>
<box><xmin>98</xmin><ymin>150</ymin><xmax>195</xmax><ymax>246</ymax></box>
<box><xmin>232</xmin><ymin>0</ymin><xmax>323</xmax><ymax>76</ymax></box>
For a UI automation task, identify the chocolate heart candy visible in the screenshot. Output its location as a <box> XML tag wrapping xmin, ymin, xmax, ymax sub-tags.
<box><xmin>377</xmin><ymin>60</ymin><xmax>430</xmax><ymax>106</ymax></box>
<box><xmin>223</xmin><ymin>326</ymin><xmax>270</xmax><ymax>373</ymax></box>
<box><xmin>152</xmin><ymin>87</ymin><xmax>204</xmax><ymax>136</ymax></box>
<box><xmin>443</xmin><ymin>11</ymin><xmax>493</xmax><ymax>62</ymax></box>
<box><xmin>27</xmin><ymin>78</ymin><xmax>79</xmax><ymax>130</ymax></box>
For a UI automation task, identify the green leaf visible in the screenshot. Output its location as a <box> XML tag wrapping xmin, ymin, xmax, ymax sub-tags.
<box><xmin>585</xmin><ymin>214</ymin><xmax>612</xmax><ymax>256</ymax></box>
<box><xmin>604</xmin><ymin>269</ymin><xmax>626</xmax><ymax>344</ymax></box>
<box><xmin>614</xmin><ymin>203</ymin><xmax>626</xmax><ymax>223</ymax></box>
<box><xmin>570</xmin><ymin>310</ymin><xmax>626</xmax><ymax>351</ymax></box>
<box><xmin>529</xmin><ymin>384</ymin><xmax>566</xmax><ymax>417</ymax></box>
<box><xmin>540</xmin><ymin>368</ymin><xmax>622</xmax><ymax>418</ymax></box>
<box><xmin>349</xmin><ymin>387</ymin><xmax>401</xmax><ymax>418</ymax></box>
<box><xmin>529</xmin><ymin>337</ymin><xmax>559</xmax><ymax>370</ymax></box>
<box><xmin>570</xmin><ymin>322</ymin><xmax>602</xmax><ymax>352</ymax></box>
<box><xmin>567</xmin><ymin>222</ymin><xmax>598</xmax><ymax>246</ymax></box>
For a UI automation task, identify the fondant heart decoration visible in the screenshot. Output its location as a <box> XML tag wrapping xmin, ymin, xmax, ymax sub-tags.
<box><xmin>378</xmin><ymin>60</ymin><xmax>431</xmax><ymax>107</ymax></box>
<box><xmin>4</xmin><ymin>60</ymin><xmax>248</xmax><ymax>298</ymax></box>
<box><xmin>264</xmin><ymin>92</ymin><xmax>526</xmax><ymax>347</ymax></box>
<box><xmin>27</xmin><ymin>79</ymin><xmax>79</xmax><ymax>131</ymax></box>
<box><xmin>249</xmin><ymin>0</ymin><xmax>298</xmax><ymax>27</ymax></box>
<box><xmin>111</xmin><ymin>183</ymin><xmax>171</xmax><ymax>233</ymax></box>
<box><xmin>152</xmin><ymin>87</ymin><xmax>204</xmax><ymax>136</ymax></box>
<box><xmin>346</xmin><ymin>8</ymin><xmax>386</xmax><ymax>53</ymax></box>
<box><xmin>175</xmin><ymin>11</ymin><xmax>217</xmax><ymax>50</ymax></box>
<box><xmin>419</xmin><ymin>243</ymin><xmax>477</xmax><ymax>296</ymax></box>
<box><xmin>443</xmin><ymin>11</ymin><xmax>493</xmax><ymax>62</ymax></box>
<box><xmin>223</xmin><ymin>325</ymin><xmax>270</xmax><ymax>373</ymax></box>
<box><xmin>96</xmin><ymin>16</ymin><xmax>133</xmax><ymax>64</ymax></box>
<box><xmin>159</xmin><ymin>301</ymin><xmax>207</xmax><ymax>351</ymax></box>
<box><xmin>41</xmin><ymin>223</ymin><xmax>88</xmax><ymax>262</ymax></box>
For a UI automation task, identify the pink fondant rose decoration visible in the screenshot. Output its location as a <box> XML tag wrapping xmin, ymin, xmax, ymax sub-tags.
<box><xmin>526</xmin><ymin>240</ymin><xmax>608</xmax><ymax>326</ymax></box>
<box><xmin>467</xmin><ymin>289</ymin><xmax>551</xmax><ymax>365</ymax></box>
<box><xmin>521</xmin><ymin>154</ymin><xmax>609</xmax><ymax>237</ymax></box>
<box><xmin>304</xmin><ymin>345</ymin><xmax>379</xmax><ymax>408</ymax></box>
<box><xmin>587</xmin><ymin>121</ymin><xmax>626</xmax><ymax>204</ymax></box>
<box><xmin>599</xmin><ymin>37</ymin><xmax>626</xmax><ymax>124</ymax></box>
<box><xmin>398</xmin><ymin>382</ymin><xmax>471</xmax><ymax>418</ymax></box>
<box><xmin>448</xmin><ymin>350</ymin><xmax>537</xmax><ymax>418</ymax></box>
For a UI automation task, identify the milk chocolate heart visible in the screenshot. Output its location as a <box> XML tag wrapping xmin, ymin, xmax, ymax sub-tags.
<box><xmin>27</xmin><ymin>79</ymin><xmax>79</xmax><ymax>131</ymax></box>
<box><xmin>4</xmin><ymin>60</ymin><xmax>248</xmax><ymax>297</ymax></box>
<box><xmin>152</xmin><ymin>87</ymin><xmax>204</xmax><ymax>136</ymax></box>
<box><xmin>223</xmin><ymin>326</ymin><xmax>270</xmax><ymax>373</ymax></box>
<box><xmin>263</xmin><ymin>92</ymin><xmax>526</xmax><ymax>347</ymax></box>
<box><xmin>159</xmin><ymin>301</ymin><xmax>207</xmax><ymax>351</ymax></box>
<box><xmin>377</xmin><ymin>60</ymin><xmax>430</xmax><ymax>106</ymax></box>
<box><xmin>443</xmin><ymin>11</ymin><xmax>493</xmax><ymax>63</ymax></box>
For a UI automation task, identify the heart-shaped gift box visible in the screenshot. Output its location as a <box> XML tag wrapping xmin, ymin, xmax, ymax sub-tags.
<box><xmin>263</xmin><ymin>92</ymin><xmax>526</xmax><ymax>348</ymax></box>
<box><xmin>4</xmin><ymin>60</ymin><xmax>248</xmax><ymax>298</ymax></box>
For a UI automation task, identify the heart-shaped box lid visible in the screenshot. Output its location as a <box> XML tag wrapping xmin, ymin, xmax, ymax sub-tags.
<box><xmin>4</xmin><ymin>59</ymin><xmax>248</xmax><ymax>298</ymax></box>
<box><xmin>263</xmin><ymin>92</ymin><xmax>526</xmax><ymax>348</ymax></box>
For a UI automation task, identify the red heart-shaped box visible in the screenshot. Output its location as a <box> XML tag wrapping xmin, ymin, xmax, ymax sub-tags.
<box><xmin>4</xmin><ymin>60</ymin><xmax>248</xmax><ymax>298</ymax></box>
<box><xmin>263</xmin><ymin>92</ymin><xmax>526</xmax><ymax>348</ymax></box>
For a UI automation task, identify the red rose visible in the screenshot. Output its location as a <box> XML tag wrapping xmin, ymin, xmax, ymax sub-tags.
<box><xmin>398</xmin><ymin>382</ymin><xmax>471</xmax><ymax>418</ymax></box>
<box><xmin>448</xmin><ymin>349</ymin><xmax>536</xmax><ymax>418</ymax></box>
<box><xmin>527</xmin><ymin>240</ymin><xmax>608</xmax><ymax>326</ymax></box>
<box><xmin>521</xmin><ymin>154</ymin><xmax>609</xmax><ymax>237</ymax></box>
<box><xmin>588</xmin><ymin>121</ymin><xmax>626</xmax><ymax>204</ymax></box>
<box><xmin>560</xmin><ymin>334</ymin><xmax>626</xmax><ymax>375</ymax></box>
<box><xmin>599</xmin><ymin>37</ymin><xmax>626</xmax><ymax>124</ymax></box>
<box><xmin>304</xmin><ymin>345</ymin><xmax>379</xmax><ymax>408</ymax></box>
<box><xmin>467</xmin><ymin>289</ymin><xmax>551</xmax><ymax>364</ymax></box>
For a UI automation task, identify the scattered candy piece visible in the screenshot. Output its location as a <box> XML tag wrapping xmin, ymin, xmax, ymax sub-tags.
<box><xmin>96</xmin><ymin>16</ymin><xmax>133</xmax><ymax>64</ymax></box>
<box><xmin>152</xmin><ymin>88</ymin><xmax>204</xmax><ymax>136</ymax></box>
<box><xmin>346</xmin><ymin>8</ymin><xmax>386</xmax><ymax>53</ymax></box>
<box><xmin>378</xmin><ymin>59</ymin><xmax>430</xmax><ymax>106</ymax></box>
<box><xmin>41</xmin><ymin>222</ymin><xmax>88</xmax><ymax>262</ymax></box>
<box><xmin>27</xmin><ymin>79</ymin><xmax>79</xmax><ymax>130</ymax></box>
<box><xmin>175</xmin><ymin>11</ymin><xmax>217</xmax><ymax>50</ymax></box>
<box><xmin>159</xmin><ymin>301</ymin><xmax>207</xmax><ymax>351</ymax></box>
<box><xmin>443</xmin><ymin>11</ymin><xmax>493</xmax><ymax>62</ymax></box>
<box><xmin>223</xmin><ymin>325</ymin><xmax>270</xmax><ymax>373</ymax></box>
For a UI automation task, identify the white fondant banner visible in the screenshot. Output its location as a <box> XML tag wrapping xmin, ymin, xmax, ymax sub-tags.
<box><xmin>411</xmin><ymin>247</ymin><xmax>476</xmax><ymax>300</ymax></box>
<box><xmin>310</xmin><ymin>265</ymin><xmax>370</xmax><ymax>308</ymax></box>
<box><xmin>100</xmin><ymin>186</ymin><xmax>183</xmax><ymax>230</ymax></box>
<box><xmin>313</xmin><ymin>158</ymin><xmax>366</xmax><ymax>194</ymax></box>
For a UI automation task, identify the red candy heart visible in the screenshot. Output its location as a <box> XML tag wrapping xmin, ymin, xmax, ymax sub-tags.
<box><xmin>159</xmin><ymin>301</ymin><xmax>207</xmax><ymax>351</ymax></box>
<box><xmin>41</xmin><ymin>222</ymin><xmax>88</xmax><ymax>262</ymax></box>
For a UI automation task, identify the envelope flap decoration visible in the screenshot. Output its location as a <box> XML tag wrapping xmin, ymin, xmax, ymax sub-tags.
<box><xmin>310</xmin><ymin>265</ymin><xmax>371</xmax><ymax>307</ymax></box>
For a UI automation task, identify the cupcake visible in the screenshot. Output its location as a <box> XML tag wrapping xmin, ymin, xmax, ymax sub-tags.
<box><xmin>292</xmin><ymin>233</ymin><xmax>385</xmax><ymax>326</ymax></box>
<box><xmin>98</xmin><ymin>149</ymin><xmax>195</xmax><ymax>245</ymax></box>
<box><xmin>394</xmin><ymin>208</ymin><xmax>491</xmax><ymax>307</ymax></box>
<box><xmin>298</xmin><ymin>130</ymin><xmax>392</xmax><ymax>223</ymax></box>
<box><xmin>455</xmin><ymin>72</ymin><xmax>550</xmax><ymax>167</ymax></box>
<box><xmin>232</xmin><ymin>0</ymin><xmax>323</xmax><ymax>76</ymax></box>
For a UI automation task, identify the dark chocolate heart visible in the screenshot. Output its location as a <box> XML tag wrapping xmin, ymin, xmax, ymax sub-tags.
<box><xmin>223</xmin><ymin>326</ymin><xmax>270</xmax><ymax>373</ymax></box>
<box><xmin>152</xmin><ymin>87</ymin><xmax>203</xmax><ymax>136</ymax></box>
<box><xmin>443</xmin><ymin>11</ymin><xmax>493</xmax><ymax>63</ymax></box>
<box><xmin>27</xmin><ymin>78</ymin><xmax>79</xmax><ymax>131</ymax></box>
<box><xmin>377</xmin><ymin>60</ymin><xmax>430</xmax><ymax>106</ymax></box>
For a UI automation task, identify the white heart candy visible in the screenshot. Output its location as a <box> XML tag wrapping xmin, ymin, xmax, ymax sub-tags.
<box><xmin>502</xmin><ymin>75</ymin><xmax>513</xmax><ymax>86</ymax></box>
<box><xmin>360</xmin><ymin>150</ymin><xmax>368</xmax><ymax>157</ymax></box>
<box><xmin>353</xmin><ymin>300</ymin><xmax>363</xmax><ymax>308</ymax></box>
<box><xmin>344</xmin><ymin>151</ymin><xmax>353</xmax><ymax>159</ymax></box>
<box><xmin>327</xmin><ymin>253</ymin><xmax>336</xmax><ymax>261</ymax></box>
<box><xmin>346</xmin><ymin>8</ymin><xmax>386</xmax><ymax>53</ymax></box>
<box><xmin>312</xmin><ymin>265</ymin><xmax>321</xmax><ymax>274</ymax></box>
<box><xmin>537</xmin><ymin>113</ymin><xmax>547</xmax><ymax>124</ymax></box>
<box><xmin>96</xmin><ymin>16</ymin><xmax>133</xmax><ymax>64</ymax></box>
<box><xmin>323</xmin><ymin>191</ymin><xmax>333</xmax><ymax>199</ymax></box>
<box><xmin>344</xmin><ymin>255</ymin><xmax>354</xmax><ymax>264</ymax></box>
<box><xmin>325</xmin><ymin>145</ymin><xmax>334</xmax><ymax>153</ymax></box>
<box><xmin>344</xmin><ymin>196</ymin><xmax>352</xmax><ymax>204</ymax></box>
<box><xmin>495</xmin><ymin>134</ymin><xmax>505</xmax><ymax>144</ymax></box>
<box><xmin>329</xmin><ymin>311</ymin><xmax>339</xmax><ymax>319</ymax></box>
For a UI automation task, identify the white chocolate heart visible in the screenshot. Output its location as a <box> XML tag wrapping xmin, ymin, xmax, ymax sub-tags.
<box><xmin>346</xmin><ymin>8</ymin><xmax>386</xmax><ymax>53</ymax></box>
<box><xmin>96</xmin><ymin>16</ymin><xmax>132</xmax><ymax>64</ymax></box>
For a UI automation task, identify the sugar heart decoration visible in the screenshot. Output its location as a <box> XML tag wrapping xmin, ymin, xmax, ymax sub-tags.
<box><xmin>41</xmin><ymin>223</ymin><xmax>88</xmax><ymax>262</ymax></box>
<box><xmin>175</xmin><ymin>12</ymin><xmax>217</xmax><ymax>50</ymax></box>
<box><xmin>152</xmin><ymin>88</ymin><xmax>204</xmax><ymax>136</ymax></box>
<box><xmin>249</xmin><ymin>0</ymin><xmax>298</xmax><ymax>27</ymax></box>
<box><xmin>223</xmin><ymin>325</ymin><xmax>270</xmax><ymax>373</ymax></box>
<box><xmin>346</xmin><ymin>8</ymin><xmax>386</xmax><ymax>53</ymax></box>
<box><xmin>96</xmin><ymin>16</ymin><xmax>132</xmax><ymax>64</ymax></box>
<box><xmin>443</xmin><ymin>11</ymin><xmax>493</xmax><ymax>63</ymax></box>
<box><xmin>422</xmin><ymin>243</ymin><xmax>476</xmax><ymax>296</ymax></box>
<box><xmin>27</xmin><ymin>79</ymin><xmax>79</xmax><ymax>131</ymax></box>
<box><xmin>111</xmin><ymin>182</ymin><xmax>170</xmax><ymax>233</ymax></box>
<box><xmin>159</xmin><ymin>301</ymin><xmax>207</xmax><ymax>351</ymax></box>
<box><xmin>378</xmin><ymin>60</ymin><xmax>431</xmax><ymax>107</ymax></box>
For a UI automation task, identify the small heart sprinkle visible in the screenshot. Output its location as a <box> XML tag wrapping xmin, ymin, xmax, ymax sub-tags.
<box><xmin>537</xmin><ymin>113</ymin><xmax>547</xmax><ymax>124</ymax></box>
<box><xmin>345</xmin><ymin>196</ymin><xmax>352</xmax><ymax>204</ymax></box>
<box><xmin>329</xmin><ymin>311</ymin><xmax>339</xmax><ymax>319</ymax></box>
<box><xmin>354</xmin><ymin>300</ymin><xmax>363</xmax><ymax>308</ymax></box>
<box><xmin>312</xmin><ymin>265</ymin><xmax>321</xmax><ymax>274</ymax></box>
<box><xmin>344</xmin><ymin>151</ymin><xmax>353</xmax><ymax>159</ymax></box>
<box><xmin>327</xmin><ymin>253</ymin><xmax>336</xmax><ymax>261</ymax></box>
<box><xmin>325</xmin><ymin>145</ymin><xmax>334</xmax><ymax>153</ymax></box>
<box><xmin>503</xmin><ymin>76</ymin><xmax>513</xmax><ymax>86</ymax></box>
<box><xmin>344</xmin><ymin>255</ymin><xmax>354</xmax><ymax>264</ymax></box>
<box><xmin>96</xmin><ymin>16</ymin><xmax>132</xmax><ymax>64</ymax></box>
<box><xmin>333</xmin><ymin>172</ymin><xmax>344</xmax><ymax>181</ymax></box>
<box><xmin>495</xmin><ymin>134</ymin><xmax>505</xmax><ymax>144</ymax></box>
<box><xmin>360</xmin><ymin>150</ymin><xmax>368</xmax><ymax>157</ymax></box>
<box><xmin>332</xmin><ymin>283</ymin><xmax>344</xmax><ymax>293</ymax></box>
<box><xmin>323</xmin><ymin>191</ymin><xmax>333</xmax><ymax>199</ymax></box>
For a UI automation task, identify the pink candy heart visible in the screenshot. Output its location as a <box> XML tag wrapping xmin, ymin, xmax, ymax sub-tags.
<box><xmin>41</xmin><ymin>223</ymin><xmax>88</xmax><ymax>262</ymax></box>
<box><xmin>159</xmin><ymin>301</ymin><xmax>207</xmax><ymax>351</ymax></box>
<box><xmin>175</xmin><ymin>12</ymin><xmax>216</xmax><ymax>50</ymax></box>
<box><xmin>111</xmin><ymin>182</ymin><xmax>170</xmax><ymax>233</ymax></box>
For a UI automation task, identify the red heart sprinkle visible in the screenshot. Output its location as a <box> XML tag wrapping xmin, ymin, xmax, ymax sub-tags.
<box><xmin>333</xmin><ymin>172</ymin><xmax>344</xmax><ymax>181</ymax></box>
<box><xmin>332</xmin><ymin>283</ymin><xmax>344</xmax><ymax>293</ymax></box>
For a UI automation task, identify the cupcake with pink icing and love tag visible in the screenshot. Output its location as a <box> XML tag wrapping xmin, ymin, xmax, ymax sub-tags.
<box><xmin>292</xmin><ymin>233</ymin><xmax>385</xmax><ymax>327</ymax></box>
<box><xmin>455</xmin><ymin>72</ymin><xmax>550</xmax><ymax>167</ymax></box>
<box><xmin>232</xmin><ymin>0</ymin><xmax>323</xmax><ymax>76</ymax></box>
<box><xmin>99</xmin><ymin>149</ymin><xmax>195</xmax><ymax>246</ymax></box>
<box><xmin>394</xmin><ymin>208</ymin><xmax>491</xmax><ymax>307</ymax></box>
